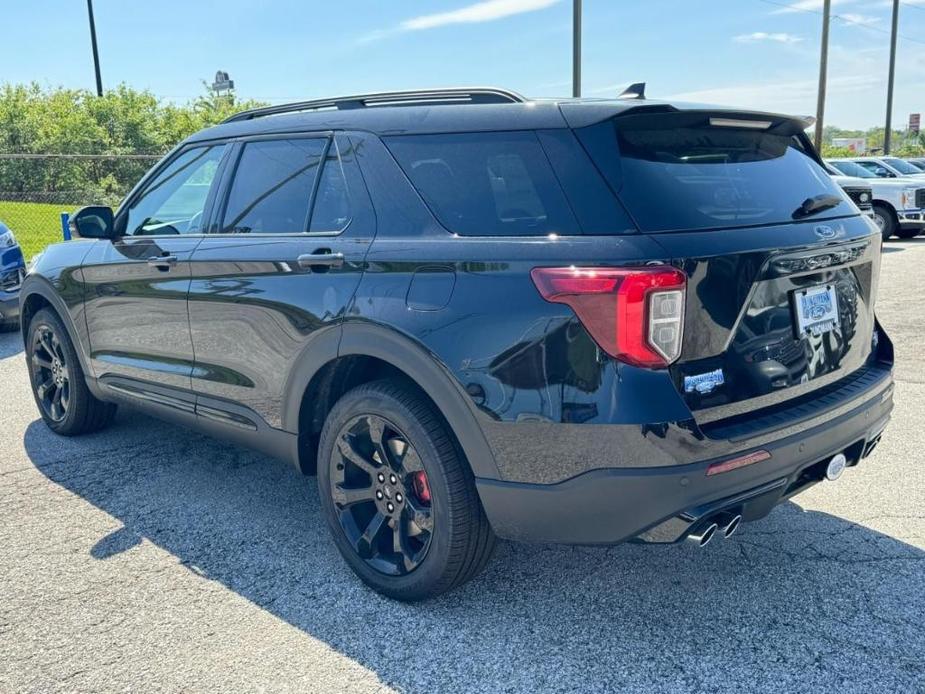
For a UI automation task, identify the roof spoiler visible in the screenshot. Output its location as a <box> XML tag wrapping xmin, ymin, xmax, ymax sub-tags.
<box><xmin>617</xmin><ymin>82</ymin><xmax>646</xmax><ymax>100</ymax></box>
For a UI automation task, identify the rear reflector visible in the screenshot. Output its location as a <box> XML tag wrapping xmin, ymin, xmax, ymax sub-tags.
<box><xmin>530</xmin><ymin>266</ymin><xmax>686</xmax><ymax>367</ymax></box>
<box><xmin>706</xmin><ymin>449</ymin><xmax>771</xmax><ymax>476</ymax></box>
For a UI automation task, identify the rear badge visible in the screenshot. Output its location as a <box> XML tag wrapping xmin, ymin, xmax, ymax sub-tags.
<box><xmin>684</xmin><ymin>368</ymin><xmax>725</xmax><ymax>395</ymax></box>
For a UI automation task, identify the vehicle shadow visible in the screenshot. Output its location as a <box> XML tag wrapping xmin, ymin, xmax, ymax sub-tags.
<box><xmin>23</xmin><ymin>412</ymin><xmax>925</xmax><ymax>691</ymax></box>
<box><xmin>0</xmin><ymin>328</ymin><xmax>23</xmax><ymax>359</ymax></box>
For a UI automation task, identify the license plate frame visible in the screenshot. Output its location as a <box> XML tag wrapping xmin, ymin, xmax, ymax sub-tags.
<box><xmin>793</xmin><ymin>284</ymin><xmax>840</xmax><ymax>337</ymax></box>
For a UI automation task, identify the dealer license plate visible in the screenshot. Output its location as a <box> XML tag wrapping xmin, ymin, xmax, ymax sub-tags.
<box><xmin>794</xmin><ymin>284</ymin><xmax>839</xmax><ymax>336</ymax></box>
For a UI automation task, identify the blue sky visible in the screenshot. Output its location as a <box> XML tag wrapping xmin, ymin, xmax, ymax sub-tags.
<box><xmin>5</xmin><ymin>0</ymin><xmax>925</xmax><ymax>129</ymax></box>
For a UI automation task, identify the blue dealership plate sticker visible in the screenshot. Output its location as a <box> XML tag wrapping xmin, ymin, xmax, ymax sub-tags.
<box><xmin>795</xmin><ymin>284</ymin><xmax>840</xmax><ymax>336</ymax></box>
<box><xmin>684</xmin><ymin>368</ymin><xmax>725</xmax><ymax>394</ymax></box>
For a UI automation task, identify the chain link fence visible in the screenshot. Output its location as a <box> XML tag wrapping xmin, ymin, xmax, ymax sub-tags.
<box><xmin>0</xmin><ymin>154</ymin><xmax>162</xmax><ymax>259</ymax></box>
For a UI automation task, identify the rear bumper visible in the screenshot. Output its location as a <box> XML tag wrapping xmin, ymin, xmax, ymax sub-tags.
<box><xmin>476</xmin><ymin>370</ymin><xmax>893</xmax><ymax>545</ymax></box>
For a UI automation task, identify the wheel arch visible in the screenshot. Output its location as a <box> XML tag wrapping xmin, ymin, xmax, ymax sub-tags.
<box><xmin>284</xmin><ymin>322</ymin><xmax>500</xmax><ymax>480</ymax></box>
<box><xmin>872</xmin><ymin>199</ymin><xmax>898</xmax><ymax>223</ymax></box>
<box><xmin>19</xmin><ymin>277</ymin><xmax>93</xmax><ymax>378</ymax></box>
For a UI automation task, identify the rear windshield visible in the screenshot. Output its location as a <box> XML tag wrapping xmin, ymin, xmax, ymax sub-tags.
<box><xmin>385</xmin><ymin>131</ymin><xmax>579</xmax><ymax>236</ymax></box>
<box><xmin>601</xmin><ymin>113</ymin><xmax>851</xmax><ymax>232</ymax></box>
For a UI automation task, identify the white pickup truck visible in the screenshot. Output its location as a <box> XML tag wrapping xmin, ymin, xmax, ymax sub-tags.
<box><xmin>827</xmin><ymin>159</ymin><xmax>925</xmax><ymax>240</ymax></box>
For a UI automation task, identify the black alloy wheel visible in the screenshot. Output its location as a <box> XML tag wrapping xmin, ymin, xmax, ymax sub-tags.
<box><xmin>317</xmin><ymin>379</ymin><xmax>496</xmax><ymax>601</ymax></box>
<box><xmin>330</xmin><ymin>413</ymin><xmax>434</xmax><ymax>576</ymax></box>
<box><xmin>30</xmin><ymin>323</ymin><xmax>71</xmax><ymax>422</ymax></box>
<box><xmin>26</xmin><ymin>307</ymin><xmax>116</xmax><ymax>435</ymax></box>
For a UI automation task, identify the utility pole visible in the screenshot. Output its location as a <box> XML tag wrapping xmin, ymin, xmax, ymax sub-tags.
<box><xmin>813</xmin><ymin>0</ymin><xmax>831</xmax><ymax>151</ymax></box>
<box><xmin>86</xmin><ymin>0</ymin><xmax>103</xmax><ymax>96</ymax></box>
<box><xmin>572</xmin><ymin>0</ymin><xmax>581</xmax><ymax>97</ymax></box>
<box><xmin>884</xmin><ymin>0</ymin><xmax>900</xmax><ymax>155</ymax></box>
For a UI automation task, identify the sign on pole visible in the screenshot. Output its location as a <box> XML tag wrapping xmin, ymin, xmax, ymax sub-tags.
<box><xmin>910</xmin><ymin>113</ymin><xmax>921</xmax><ymax>133</ymax></box>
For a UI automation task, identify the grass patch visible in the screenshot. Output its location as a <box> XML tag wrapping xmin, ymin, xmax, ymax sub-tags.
<box><xmin>0</xmin><ymin>201</ymin><xmax>76</xmax><ymax>260</ymax></box>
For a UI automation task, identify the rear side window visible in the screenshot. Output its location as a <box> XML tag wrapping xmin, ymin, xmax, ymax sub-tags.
<box><xmin>309</xmin><ymin>147</ymin><xmax>352</xmax><ymax>232</ymax></box>
<box><xmin>385</xmin><ymin>131</ymin><xmax>579</xmax><ymax>236</ymax></box>
<box><xmin>221</xmin><ymin>138</ymin><xmax>327</xmax><ymax>234</ymax></box>
<box><xmin>583</xmin><ymin>113</ymin><xmax>852</xmax><ymax>233</ymax></box>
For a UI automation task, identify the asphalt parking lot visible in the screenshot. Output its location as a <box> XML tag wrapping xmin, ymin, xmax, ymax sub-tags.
<box><xmin>1</xmin><ymin>239</ymin><xmax>924</xmax><ymax>693</ymax></box>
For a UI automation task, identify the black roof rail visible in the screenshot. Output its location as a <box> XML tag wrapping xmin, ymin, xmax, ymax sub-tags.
<box><xmin>222</xmin><ymin>87</ymin><xmax>528</xmax><ymax>123</ymax></box>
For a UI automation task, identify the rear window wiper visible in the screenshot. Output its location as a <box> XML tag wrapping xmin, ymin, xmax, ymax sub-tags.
<box><xmin>793</xmin><ymin>194</ymin><xmax>843</xmax><ymax>219</ymax></box>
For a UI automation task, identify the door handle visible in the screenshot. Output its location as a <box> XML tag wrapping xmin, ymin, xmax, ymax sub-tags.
<box><xmin>147</xmin><ymin>254</ymin><xmax>178</xmax><ymax>269</ymax></box>
<box><xmin>297</xmin><ymin>251</ymin><xmax>345</xmax><ymax>270</ymax></box>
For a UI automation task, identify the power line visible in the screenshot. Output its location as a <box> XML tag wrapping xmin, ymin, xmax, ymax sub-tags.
<box><xmin>755</xmin><ymin>0</ymin><xmax>925</xmax><ymax>46</ymax></box>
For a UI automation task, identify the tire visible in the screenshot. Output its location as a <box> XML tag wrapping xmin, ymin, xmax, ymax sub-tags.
<box><xmin>872</xmin><ymin>205</ymin><xmax>896</xmax><ymax>241</ymax></box>
<box><xmin>25</xmin><ymin>307</ymin><xmax>116</xmax><ymax>435</ymax></box>
<box><xmin>895</xmin><ymin>227</ymin><xmax>922</xmax><ymax>239</ymax></box>
<box><xmin>317</xmin><ymin>379</ymin><xmax>496</xmax><ymax>601</ymax></box>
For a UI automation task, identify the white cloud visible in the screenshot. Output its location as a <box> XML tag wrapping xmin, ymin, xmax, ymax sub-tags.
<box><xmin>359</xmin><ymin>0</ymin><xmax>561</xmax><ymax>42</ymax></box>
<box><xmin>666</xmin><ymin>74</ymin><xmax>882</xmax><ymax>113</ymax></box>
<box><xmin>769</xmin><ymin>0</ymin><xmax>855</xmax><ymax>14</ymax></box>
<box><xmin>401</xmin><ymin>0</ymin><xmax>560</xmax><ymax>31</ymax></box>
<box><xmin>838</xmin><ymin>13</ymin><xmax>880</xmax><ymax>26</ymax></box>
<box><xmin>734</xmin><ymin>32</ymin><xmax>804</xmax><ymax>44</ymax></box>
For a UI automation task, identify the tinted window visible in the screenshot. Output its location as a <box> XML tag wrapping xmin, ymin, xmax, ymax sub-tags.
<box><xmin>587</xmin><ymin>114</ymin><xmax>851</xmax><ymax>233</ymax></box>
<box><xmin>386</xmin><ymin>131</ymin><xmax>578</xmax><ymax>236</ymax></box>
<box><xmin>883</xmin><ymin>157</ymin><xmax>922</xmax><ymax>175</ymax></box>
<box><xmin>125</xmin><ymin>145</ymin><xmax>226</xmax><ymax>236</ymax></box>
<box><xmin>829</xmin><ymin>161</ymin><xmax>876</xmax><ymax>178</ymax></box>
<box><xmin>222</xmin><ymin>138</ymin><xmax>327</xmax><ymax>234</ymax></box>
<box><xmin>309</xmin><ymin>147</ymin><xmax>352</xmax><ymax>232</ymax></box>
<box><xmin>855</xmin><ymin>161</ymin><xmax>893</xmax><ymax>177</ymax></box>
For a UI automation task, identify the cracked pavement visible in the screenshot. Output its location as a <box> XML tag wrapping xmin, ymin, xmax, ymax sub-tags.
<box><xmin>1</xmin><ymin>239</ymin><xmax>924</xmax><ymax>693</ymax></box>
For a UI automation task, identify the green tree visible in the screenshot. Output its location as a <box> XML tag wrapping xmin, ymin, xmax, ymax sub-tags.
<box><xmin>0</xmin><ymin>83</ymin><xmax>267</xmax><ymax>202</ymax></box>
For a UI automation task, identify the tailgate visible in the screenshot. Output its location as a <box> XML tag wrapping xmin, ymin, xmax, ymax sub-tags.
<box><xmin>653</xmin><ymin>215</ymin><xmax>881</xmax><ymax>424</ymax></box>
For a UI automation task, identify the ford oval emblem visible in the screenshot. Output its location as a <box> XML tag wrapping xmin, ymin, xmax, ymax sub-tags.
<box><xmin>809</xmin><ymin>305</ymin><xmax>827</xmax><ymax>320</ymax></box>
<box><xmin>815</xmin><ymin>225</ymin><xmax>837</xmax><ymax>239</ymax></box>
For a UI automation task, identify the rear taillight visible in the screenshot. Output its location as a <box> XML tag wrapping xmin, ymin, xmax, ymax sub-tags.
<box><xmin>530</xmin><ymin>266</ymin><xmax>686</xmax><ymax>368</ymax></box>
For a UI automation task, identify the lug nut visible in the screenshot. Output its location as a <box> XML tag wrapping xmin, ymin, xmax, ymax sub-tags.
<box><xmin>395</xmin><ymin>492</ymin><xmax>403</xmax><ymax>503</ymax></box>
<box><xmin>376</xmin><ymin>490</ymin><xmax>383</xmax><ymax>500</ymax></box>
<box><xmin>389</xmin><ymin>474</ymin><xmax>397</xmax><ymax>484</ymax></box>
<box><xmin>387</xmin><ymin>502</ymin><xmax>395</xmax><ymax>513</ymax></box>
<box><xmin>377</xmin><ymin>473</ymin><xmax>385</xmax><ymax>483</ymax></box>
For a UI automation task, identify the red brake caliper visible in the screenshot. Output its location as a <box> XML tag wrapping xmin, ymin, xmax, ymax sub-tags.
<box><xmin>410</xmin><ymin>471</ymin><xmax>432</xmax><ymax>505</ymax></box>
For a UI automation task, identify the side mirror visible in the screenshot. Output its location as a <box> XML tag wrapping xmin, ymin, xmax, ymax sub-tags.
<box><xmin>70</xmin><ymin>205</ymin><xmax>115</xmax><ymax>239</ymax></box>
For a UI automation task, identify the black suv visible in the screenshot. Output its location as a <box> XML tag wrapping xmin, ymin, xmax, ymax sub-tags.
<box><xmin>20</xmin><ymin>88</ymin><xmax>894</xmax><ymax>600</ymax></box>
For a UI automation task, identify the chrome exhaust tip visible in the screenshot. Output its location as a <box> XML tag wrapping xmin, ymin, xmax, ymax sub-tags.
<box><xmin>721</xmin><ymin>514</ymin><xmax>742</xmax><ymax>539</ymax></box>
<box><xmin>687</xmin><ymin>522</ymin><xmax>718</xmax><ymax>548</ymax></box>
<box><xmin>826</xmin><ymin>453</ymin><xmax>847</xmax><ymax>481</ymax></box>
